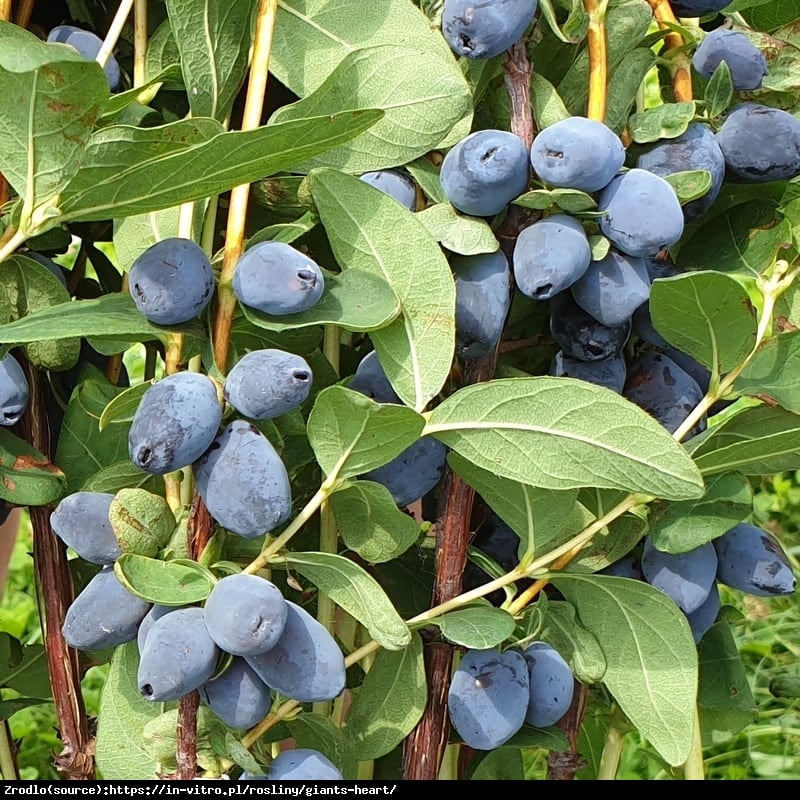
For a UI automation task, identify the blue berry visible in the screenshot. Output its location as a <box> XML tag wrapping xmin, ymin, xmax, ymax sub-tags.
<box><xmin>642</xmin><ymin>537</ymin><xmax>717</xmax><ymax>614</ymax></box>
<box><xmin>0</xmin><ymin>354</ymin><xmax>29</xmax><ymax>427</ymax></box>
<box><xmin>693</xmin><ymin>29</ymin><xmax>767</xmax><ymax>91</ymax></box>
<box><xmin>50</xmin><ymin>492</ymin><xmax>121</xmax><ymax>565</ymax></box>
<box><xmin>360</xmin><ymin>170</ymin><xmax>417</xmax><ymax>210</ymax></box>
<box><xmin>524</xmin><ymin>642</ymin><xmax>574</xmax><ymax>728</ymax></box>
<box><xmin>442</xmin><ymin>0</ymin><xmax>539</xmax><ymax>59</ymax></box>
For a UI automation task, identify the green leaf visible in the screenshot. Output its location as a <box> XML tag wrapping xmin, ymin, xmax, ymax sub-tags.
<box><xmin>114</xmin><ymin>554</ymin><xmax>214</xmax><ymax>606</ymax></box>
<box><xmin>447</xmin><ymin>451</ymin><xmax>579</xmax><ymax>562</ymax></box>
<box><xmin>0</xmin><ymin>697</ymin><xmax>49</xmax><ymax>721</ymax></box>
<box><xmin>429</xmin><ymin>605</ymin><xmax>516</xmax><ymax>649</ymax></box>
<box><xmin>110</xmin><ymin>489</ymin><xmax>176</xmax><ymax>558</ymax></box>
<box><xmin>343</xmin><ymin>632</ymin><xmax>426</xmax><ymax>760</ymax></box>
<box><xmin>0</xmin><ymin>429</ymin><xmax>66</xmax><ymax>506</ymax></box>
<box><xmin>0</xmin><ymin>293</ymin><xmax>203</xmax><ymax>346</ymax></box>
<box><xmin>142</xmin><ymin>707</ymin><xmax>226</xmax><ymax>774</ymax></box>
<box><xmin>99</xmin><ymin>65</ymin><xmax>184</xmax><ymax>121</ymax></box>
<box><xmin>82</xmin><ymin>461</ymin><xmax>161</xmax><ymax>495</ymax></box>
<box><xmin>406</xmin><ymin>157</ymin><xmax>446</xmax><ymax>205</ymax></box>
<box><xmin>287</xmin><ymin>714</ymin><xmax>357</xmax><ymax>780</ymax></box>
<box><xmin>470</xmin><ymin>748</ymin><xmax>524</xmax><ymax>780</ymax></box>
<box><xmin>286</xmin><ymin>551</ymin><xmax>411</xmax><ymax>650</ymax></box>
<box><xmin>166</xmin><ymin>0</ymin><xmax>256</xmax><ymax>121</ymax></box>
<box><xmin>689</xmin><ymin>403</ymin><xmax>800</xmax><ymax>476</ymax></box>
<box><xmin>54</xmin><ymin>111</ymin><xmax>383</xmax><ymax>226</ymax></box>
<box><xmin>538</xmin><ymin>601</ymin><xmax>606</xmax><ymax>684</ymax></box>
<box><xmin>555</xmin><ymin>574</ymin><xmax>698</xmax><ymax>767</ymax></box>
<box><xmin>415</xmin><ymin>204</ymin><xmax>499</xmax><ymax>256</ymax></box>
<box><xmin>0</xmin><ymin>636</ymin><xmax>50</xmax><ymax>697</ymax></box>
<box><xmin>307</xmin><ymin>386</ymin><xmax>424</xmax><ymax>480</ymax></box>
<box><xmin>271</xmin><ymin>0</ymin><xmax>456</xmax><ymax>97</ymax></box>
<box><xmin>247</xmin><ymin>213</ymin><xmax>319</xmax><ymax>249</ymax></box>
<box><xmin>99</xmin><ymin>382</ymin><xmax>149</xmax><ymax>431</ymax></box>
<box><xmin>648</xmin><ymin>472</ymin><xmax>753</xmax><ymax>554</ymax></box>
<box><xmin>628</xmin><ymin>102</ymin><xmax>697</xmax><ymax>144</ymax></box>
<box><xmin>530</xmin><ymin>73</ymin><xmax>571</xmax><ymax>130</ymax></box>
<box><xmin>504</xmin><ymin>724</ymin><xmax>570</xmax><ymax>751</ymax></box>
<box><xmin>678</xmin><ymin>202</ymin><xmax>793</xmax><ymax>277</ymax></box>
<box><xmin>649</xmin><ymin>272</ymin><xmax>758</xmax><ymax>374</ymax></box>
<box><xmin>588</xmin><ymin>234</ymin><xmax>611</xmax><ymax>261</ymax></box>
<box><xmin>144</xmin><ymin>20</ymin><xmax>181</xmax><ymax>83</ymax></box>
<box><xmin>736</xmin><ymin>331</ymin><xmax>800</xmax><ymax>411</ymax></box>
<box><xmin>240</xmin><ymin>268</ymin><xmax>400</xmax><ymax>333</ymax></box>
<box><xmin>425</xmin><ymin>378</ymin><xmax>704</xmax><ymax>500</ymax></box>
<box><xmin>329</xmin><ymin>481</ymin><xmax>420</xmax><ymax>563</ymax></box>
<box><xmin>605</xmin><ymin>49</ymin><xmax>656</xmax><ymax>134</ymax></box>
<box><xmin>698</xmin><ymin>622</ymin><xmax>758</xmax><ymax>744</ymax></box>
<box><xmin>55</xmin><ymin>374</ymin><xmax>131</xmax><ymax>494</ymax></box>
<box><xmin>271</xmin><ymin>46</ymin><xmax>472</xmax><ymax>173</ymax></box>
<box><xmin>538</xmin><ymin>0</ymin><xmax>589</xmax><ymax>43</ymax></box>
<box><xmin>665</xmin><ymin>170</ymin><xmax>714</xmax><ymax>205</ymax></box>
<box><xmin>311</xmin><ymin>169</ymin><xmax>456</xmax><ymax>410</ymax></box>
<box><xmin>95</xmin><ymin>642</ymin><xmax>161</xmax><ymax>780</ymax></box>
<box><xmin>225</xmin><ymin>733</ymin><xmax>266</xmax><ymax>776</ymax></box>
<box><xmin>512</xmin><ymin>188</ymin><xmax>596</xmax><ymax>213</ymax></box>
<box><xmin>0</xmin><ymin>255</ymin><xmax>79</xmax><ymax>370</ymax></box>
<box><xmin>0</xmin><ymin>22</ymin><xmax>108</xmax><ymax>231</ymax></box>
<box><xmin>704</xmin><ymin>62</ymin><xmax>734</xmax><ymax>118</ymax></box>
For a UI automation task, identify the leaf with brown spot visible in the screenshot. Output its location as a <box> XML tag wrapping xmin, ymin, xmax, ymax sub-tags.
<box><xmin>0</xmin><ymin>428</ymin><xmax>66</xmax><ymax>506</ymax></box>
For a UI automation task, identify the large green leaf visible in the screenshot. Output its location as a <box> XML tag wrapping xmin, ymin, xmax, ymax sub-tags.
<box><xmin>166</xmin><ymin>0</ymin><xmax>257</xmax><ymax>121</ymax></box>
<box><xmin>736</xmin><ymin>331</ymin><xmax>800</xmax><ymax>412</ymax></box>
<box><xmin>307</xmin><ymin>386</ymin><xmax>424</xmax><ymax>480</ymax></box>
<box><xmin>311</xmin><ymin>169</ymin><xmax>456</xmax><ymax>411</ymax></box>
<box><xmin>95</xmin><ymin>643</ymin><xmax>161</xmax><ymax>780</ymax></box>
<box><xmin>287</xmin><ymin>714</ymin><xmax>356</xmax><ymax>779</ymax></box>
<box><xmin>555</xmin><ymin>575</ymin><xmax>698</xmax><ymax>767</ymax></box>
<box><xmin>430</xmin><ymin>605</ymin><xmax>516</xmax><ymax>650</ymax></box>
<box><xmin>0</xmin><ymin>21</ymin><xmax>108</xmax><ymax>231</ymax></box>
<box><xmin>115</xmin><ymin>554</ymin><xmax>214</xmax><ymax>606</ymax></box>
<box><xmin>0</xmin><ymin>429</ymin><xmax>66</xmax><ymax>506</ymax></box>
<box><xmin>648</xmin><ymin>472</ymin><xmax>752</xmax><ymax>554</ymax></box>
<box><xmin>329</xmin><ymin>481</ymin><xmax>420</xmax><ymax>563</ymax></box>
<box><xmin>54</xmin><ymin>111</ymin><xmax>382</xmax><ymax>226</ymax></box>
<box><xmin>271</xmin><ymin>0</ymin><xmax>455</xmax><ymax>96</ymax></box>
<box><xmin>689</xmin><ymin>403</ymin><xmax>800</xmax><ymax>476</ymax></box>
<box><xmin>271</xmin><ymin>45</ymin><xmax>472</xmax><ymax>173</ymax></box>
<box><xmin>343</xmin><ymin>633</ymin><xmax>426</xmax><ymax>760</ymax></box>
<box><xmin>425</xmin><ymin>378</ymin><xmax>705</xmax><ymax>500</ymax></box>
<box><xmin>0</xmin><ymin>255</ymin><xmax>79</xmax><ymax>370</ymax></box>
<box><xmin>447</xmin><ymin>451</ymin><xmax>580</xmax><ymax>562</ymax></box>
<box><xmin>538</xmin><ymin>601</ymin><xmax>607</xmax><ymax>684</ymax></box>
<box><xmin>649</xmin><ymin>272</ymin><xmax>757</xmax><ymax>374</ymax></box>
<box><xmin>415</xmin><ymin>204</ymin><xmax>499</xmax><ymax>256</ymax></box>
<box><xmin>286</xmin><ymin>551</ymin><xmax>411</xmax><ymax>650</ymax></box>
<box><xmin>0</xmin><ymin>293</ymin><xmax>203</xmax><ymax>346</ymax></box>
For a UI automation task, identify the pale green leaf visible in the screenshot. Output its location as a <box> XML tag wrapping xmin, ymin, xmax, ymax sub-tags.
<box><xmin>666</xmin><ymin>170</ymin><xmax>714</xmax><ymax>205</ymax></box>
<box><xmin>649</xmin><ymin>272</ymin><xmax>757</xmax><ymax>374</ymax></box>
<box><xmin>288</xmin><ymin>551</ymin><xmax>411</xmax><ymax>650</ymax></box>
<box><xmin>287</xmin><ymin>714</ymin><xmax>356</xmax><ymax>779</ymax></box>
<box><xmin>95</xmin><ymin>643</ymin><xmax>161</xmax><ymax>780</ymax></box>
<box><xmin>415</xmin><ymin>204</ymin><xmax>499</xmax><ymax>256</ymax></box>
<box><xmin>648</xmin><ymin>472</ymin><xmax>753</xmax><ymax>554</ymax></box>
<box><xmin>425</xmin><ymin>378</ymin><xmax>704</xmax><ymax>500</ymax></box>
<box><xmin>114</xmin><ymin>554</ymin><xmax>214</xmax><ymax>606</ymax></box>
<box><xmin>270</xmin><ymin>45</ymin><xmax>472</xmax><ymax>173</ymax></box>
<box><xmin>736</xmin><ymin>331</ymin><xmax>800</xmax><ymax>411</ymax></box>
<box><xmin>329</xmin><ymin>481</ymin><xmax>420</xmax><ymax>563</ymax></box>
<box><xmin>56</xmin><ymin>111</ymin><xmax>383</xmax><ymax>225</ymax></box>
<box><xmin>628</xmin><ymin>102</ymin><xmax>696</xmax><ymax>144</ymax></box>
<box><xmin>555</xmin><ymin>574</ymin><xmax>698</xmax><ymax>767</ymax></box>
<box><xmin>512</xmin><ymin>188</ymin><xmax>596</xmax><ymax>213</ymax></box>
<box><xmin>310</xmin><ymin>168</ymin><xmax>455</xmax><ymax>410</ymax></box>
<box><xmin>307</xmin><ymin>386</ymin><xmax>424</xmax><ymax>480</ymax></box>
<box><xmin>430</xmin><ymin>605</ymin><xmax>516</xmax><ymax>649</ymax></box>
<box><xmin>530</xmin><ymin>73</ymin><xmax>571</xmax><ymax>130</ymax></box>
<box><xmin>166</xmin><ymin>0</ymin><xmax>257</xmax><ymax>121</ymax></box>
<box><xmin>343</xmin><ymin>633</ymin><xmax>425</xmax><ymax>759</ymax></box>
<box><xmin>538</xmin><ymin>601</ymin><xmax>606</xmax><ymax>684</ymax></box>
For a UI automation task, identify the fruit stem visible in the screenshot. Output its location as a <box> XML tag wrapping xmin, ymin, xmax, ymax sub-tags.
<box><xmin>597</xmin><ymin>713</ymin><xmax>626</xmax><ymax>779</ymax></box>
<box><xmin>241</xmin><ymin>697</ymin><xmax>299</xmax><ymax>750</ymax></box>
<box><xmin>14</xmin><ymin>0</ymin><xmax>34</xmax><ymax>28</ymax></box>
<box><xmin>584</xmin><ymin>0</ymin><xmax>608</xmax><ymax>122</ymax></box>
<box><xmin>0</xmin><ymin>718</ymin><xmax>18</xmax><ymax>779</ymax></box>
<box><xmin>0</xmin><ymin>1</ymin><xmax>10</xmax><ymax>22</ymax></box>
<box><xmin>211</xmin><ymin>0</ymin><xmax>280</xmax><ymax>374</ymax></box>
<box><xmin>647</xmin><ymin>0</ymin><xmax>693</xmax><ymax>102</ymax></box>
<box><xmin>0</xmin><ymin>228</ymin><xmax>27</xmax><ymax>267</ymax></box>
<box><xmin>133</xmin><ymin>0</ymin><xmax>147</xmax><ymax>87</ymax></box>
<box><xmin>683</xmin><ymin>705</ymin><xmax>706</xmax><ymax>780</ymax></box>
<box><xmin>96</xmin><ymin>0</ymin><xmax>135</xmax><ymax>69</ymax></box>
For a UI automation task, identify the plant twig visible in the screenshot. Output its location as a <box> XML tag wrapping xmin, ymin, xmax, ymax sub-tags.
<box><xmin>133</xmin><ymin>0</ymin><xmax>147</xmax><ymax>87</ymax></box>
<box><xmin>14</xmin><ymin>0</ymin><xmax>34</xmax><ymax>29</ymax></box>
<box><xmin>584</xmin><ymin>0</ymin><xmax>609</xmax><ymax>121</ymax></box>
<box><xmin>96</xmin><ymin>0</ymin><xmax>135</xmax><ymax>69</ymax></box>
<box><xmin>212</xmin><ymin>0</ymin><xmax>279</xmax><ymax>373</ymax></box>
<box><xmin>647</xmin><ymin>0</ymin><xmax>693</xmax><ymax>102</ymax></box>
<box><xmin>20</xmin><ymin>357</ymin><xmax>94</xmax><ymax>779</ymax></box>
<box><xmin>0</xmin><ymin>719</ymin><xmax>18</xmax><ymax>780</ymax></box>
<box><xmin>683</xmin><ymin>705</ymin><xmax>705</xmax><ymax>780</ymax></box>
<box><xmin>597</xmin><ymin>712</ymin><xmax>626</xmax><ymax>779</ymax></box>
<box><xmin>174</xmin><ymin>691</ymin><xmax>199</xmax><ymax>780</ymax></box>
<box><xmin>0</xmin><ymin>2</ymin><xmax>9</xmax><ymax>212</ymax></box>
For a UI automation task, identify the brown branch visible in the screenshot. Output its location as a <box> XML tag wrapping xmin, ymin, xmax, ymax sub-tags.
<box><xmin>546</xmin><ymin>682</ymin><xmax>589</xmax><ymax>779</ymax></box>
<box><xmin>20</xmin><ymin>356</ymin><xmax>94</xmax><ymax>779</ymax></box>
<box><xmin>402</xmin><ymin>41</ymin><xmax>537</xmax><ymax>781</ymax></box>
<box><xmin>647</xmin><ymin>0</ymin><xmax>693</xmax><ymax>102</ymax></box>
<box><xmin>14</xmin><ymin>0</ymin><xmax>34</xmax><ymax>29</ymax></box>
<box><xmin>174</xmin><ymin>692</ymin><xmax>200</xmax><ymax>780</ymax></box>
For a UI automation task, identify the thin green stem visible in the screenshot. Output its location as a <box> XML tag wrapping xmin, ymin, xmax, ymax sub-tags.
<box><xmin>683</xmin><ymin>705</ymin><xmax>705</xmax><ymax>780</ymax></box>
<box><xmin>597</xmin><ymin>718</ymin><xmax>626</xmax><ymax>779</ymax></box>
<box><xmin>0</xmin><ymin>229</ymin><xmax>27</xmax><ymax>266</ymax></box>
<box><xmin>0</xmin><ymin>719</ymin><xmax>17</xmax><ymax>780</ymax></box>
<box><xmin>243</xmin><ymin>485</ymin><xmax>330</xmax><ymax>574</ymax></box>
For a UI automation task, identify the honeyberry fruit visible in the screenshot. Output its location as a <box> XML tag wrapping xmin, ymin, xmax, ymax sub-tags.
<box><xmin>524</xmin><ymin>642</ymin><xmax>575</xmax><ymax>728</ymax></box>
<box><xmin>442</xmin><ymin>0</ymin><xmax>539</xmax><ymax>60</ymax></box>
<box><xmin>50</xmin><ymin>492</ymin><xmax>121</xmax><ymax>565</ymax></box>
<box><xmin>692</xmin><ymin>29</ymin><xmax>767</xmax><ymax>91</ymax></box>
<box><xmin>0</xmin><ymin>354</ymin><xmax>29</xmax><ymax>427</ymax></box>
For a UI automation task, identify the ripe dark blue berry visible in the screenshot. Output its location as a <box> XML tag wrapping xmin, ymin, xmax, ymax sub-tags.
<box><xmin>51</xmin><ymin>492</ymin><xmax>121</xmax><ymax>565</ymax></box>
<box><xmin>0</xmin><ymin>354</ymin><xmax>29</xmax><ymax>427</ymax></box>
<box><xmin>442</xmin><ymin>0</ymin><xmax>539</xmax><ymax>59</ymax></box>
<box><xmin>524</xmin><ymin>642</ymin><xmax>574</xmax><ymax>728</ymax></box>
